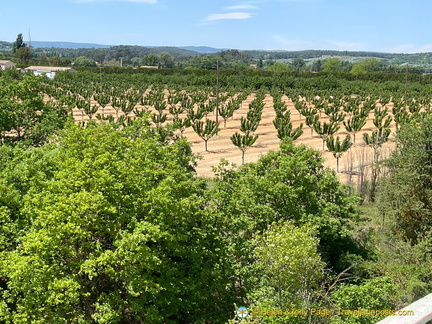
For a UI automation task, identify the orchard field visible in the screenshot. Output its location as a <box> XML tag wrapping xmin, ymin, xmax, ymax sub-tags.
<box><xmin>70</xmin><ymin>90</ymin><xmax>395</xmax><ymax>185</ymax></box>
<box><xmin>2</xmin><ymin>68</ymin><xmax>429</xmax><ymax>196</ymax></box>
<box><xmin>40</xmin><ymin>69</ymin><xmax>418</xmax><ymax>193</ymax></box>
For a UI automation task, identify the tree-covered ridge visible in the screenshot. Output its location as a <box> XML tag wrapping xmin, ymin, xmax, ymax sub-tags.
<box><xmin>3</xmin><ymin>36</ymin><xmax>432</xmax><ymax>72</ymax></box>
<box><xmin>242</xmin><ymin>49</ymin><xmax>432</xmax><ymax>62</ymax></box>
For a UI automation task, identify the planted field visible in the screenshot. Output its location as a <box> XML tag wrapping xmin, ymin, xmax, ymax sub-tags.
<box><xmin>68</xmin><ymin>90</ymin><xmax>397</xmax><ymax>190</ymax></box>
<box><xmin>7</xmin><ymin>72</ymin><xmax>420</xmax><ymax>190</ymax></box>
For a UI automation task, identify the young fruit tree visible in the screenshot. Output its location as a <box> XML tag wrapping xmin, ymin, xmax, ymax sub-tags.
<box><xmin>77</xmin><ymin>99</ymin><xmax>98</xmax><ymax>122</ymax></box>
<box><xmin>373</xmin><ymin>107</ymin><xmax>392</xmax><ymax>130</ymax></box>
<box><xmin>192</xmin><ymin>119</ymin><xmax>220</xmax><ymax>152</ymax></box>
<box><xmin>230</xmin><ymin>131</ymin><xmax>258</xmax><ymax>165</ymax></box>
<box><xmin>313</xmin><ymin>121</ymin><xmax>340</xmax><ymax>151</ymax></box>
<box><xmin>94</xmin><ymin>92</ymin><xmax>110</xmax><ymax>118</ymax></box>
<box><xmin>218</xmin><ymin>100</ymin><xmax>237</xmax><ymax>128</ymax></box>
<box><xmin>305</xmin><ymin>113</ymin><xmax>319</xmax><ymax>137</ymax></box>
<box><xmin>343</xmin><ymin>115</ymin><xmax>367</xmax><ymax>144</ymax></box>
<box><xmin>363</xmin><ymin>127</ymin><xmax>391</xmax><ymax>201</ymax></box>
<box><xmin>273</xmin><ymin>113</ymin><xmax>303</xmax><ymax>140</ymax></box>
<box><xmin>240</xmin><ymin>116</ymin><xmax>260</xmax><ymax>134</ymax></box>
<box><xmin>326</xmin><ymin>135</ymin><xmax>352</xmax><ymax>172</ymax></box>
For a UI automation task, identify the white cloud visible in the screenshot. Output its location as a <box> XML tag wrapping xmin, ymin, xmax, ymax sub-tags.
<box><xmin>272</xmin><ymin>35</ymin><xmax>314</xmax><ymax>51</ymax></box>
<box><xmin>272</xmin><ymin>35</ymin><xmax>370</xmax><ymax>51</ymax></box>
<box><xmin>384</xmin><ymin>44</ymin><xmax>414</xmax><ymax>53</ymax></box>
<box><xmin>225</xmin><ymin>5</ymin><xmax>257</xmax><ymax>10</ymax></box>
<box><xmin>263</xmin><ymin>0</ymin><xmax>315</xmax><ymax>2</ymax></box>
<box><xmin>382</xmin><ymin>43</ymin><xmax>432</xmax><ymax>54</ymax></box>
<box><xmin>417</xmin><ymin>44</ymin><xmax>432</xmax><ymax>53</ymax></box>
<box><xmin>204</xmin><ymin>12</ymin><xmax>254</xmax><ymax>22</ymax></box>
<box><xmin>326</xmin><ymin>40</ymin><xmax>367</xmax><ymax>51</ymax></box>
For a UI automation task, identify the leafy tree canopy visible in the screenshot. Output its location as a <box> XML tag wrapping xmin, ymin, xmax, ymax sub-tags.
<box><xmin>211</xmin><ymin>139</ymin><xmax>363</xmax><ymax>274</ymax></box>
<box><xmin>267</xmin><ymin>62</ymin><xmax>290</xmax><ymax>73</ymax></box>
<box><xmin>0</xmin><ymin>74</ymin><xmax>71</xmax><ymax>146</ymax></box>
<box><xmin>74</xmin><ymin>56</ymin><xmax>97</xmax><ymax>67</ymax></box>
<box><xmin>322</xmin><ymin>57</ymin><xmax>343</xmax><ymax>73</ymax></box>
<box><xmin>377</xmin><ymin>114</ymin><xmax>432</xmax><ymax>242</ymax></box>
<box><xmin>12</xmin><ymin>33</ymin><xmax>26</xmax><ymax>54</ymax></box>
<box><xmin>0</xmin><ymin>121</ymin><xmax>233</xmax><ymax>323</ymax></box>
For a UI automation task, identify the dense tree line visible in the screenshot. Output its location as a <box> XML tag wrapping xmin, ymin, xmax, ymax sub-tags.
<box><xmin>3</xmin><ymin>34</ymin><xmax>432</xmax><ymax>72</ymax></box>
<box><xmin>63</xmin><ymin>66</ymin><xmax>432</xmax><ymax>92</ymax></box>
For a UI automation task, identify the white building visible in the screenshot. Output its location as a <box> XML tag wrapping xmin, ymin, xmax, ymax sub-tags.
<box><xmin>0</xmin><ymin>60</ymin><xmax>16</xmax><ymax>70</ymax></box>
<box><xmin>24</xmin><ymin>66</ymin><xmax>77</xmax><ymax>79</ymax></box>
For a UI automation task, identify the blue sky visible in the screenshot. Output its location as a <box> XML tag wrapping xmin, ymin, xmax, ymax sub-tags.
<box><xmin>0</xmin><ymin>0</ymin><xmax>431</xmax><ymax>53</ymax></box>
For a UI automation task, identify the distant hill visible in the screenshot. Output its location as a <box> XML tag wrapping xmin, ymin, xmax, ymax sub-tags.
<box><xmin>108</xmin><ymin>45</ymin><xmax>202</xmax><ymax>58</ymax></box>
<box><xmin>28</xmin><ymin>42</ymin><xmax>204</xmax><ymax>58</ymax></box>
<box><xmin>29</xmin><ymin>42</ymin><xmax>223</xmax><ymax>54</ymax></box>
<box><xmin>15</xmin><ymin>41</ymin><xmax>223</xmax><ymax>54</ymax></box>
<box><xmin>31</xmin><ymin>41</ymin><xmax>111</xmax><ymax>49</ymax></box>
<box><xmin>180</xmin><ymin>46</ymin><xmax>223</xmax><ymax>54</ymax></box>
<box><xmin>2</xmin><ymin>39</ymin><xmax>432</xmax><ymax>69</ymax></box>
<box><xmin>239</xmin><ymin>49</ymin><xmax>432</xmax><ymax>67</ymax></box>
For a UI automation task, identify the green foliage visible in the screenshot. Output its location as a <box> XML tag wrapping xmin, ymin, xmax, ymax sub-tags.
<box><xmin>331</xmin><ymin>277</ymin><xmax>397</xmax><ymax>324</ymax></box>
<box><xmin>267</xmin><ymin>62</ymin><xmax>290</xmax><ymax>73</ymax></box>
<box><xmin>74</xmin><ymin>56</ymin><xmax>97</xmax><ymax>67</ymax></box>
<box><xmin>212</xmin><ymin>140</ymin><xmax>361</xmax><ymax>276</ymax></box>
<box><xmin>141</xmin><ymin>53</ymin><xmax>160</xmax><ymax>66</ymax></box>
<box><xmin>363</xmin><ymin>128</ymin><xmax>391</xmax><ymax>160</ymax></box>
<box><xmin>377</xmin><ymin>115</ymin><xmax>432</xmax><ymax>242</ymax></box>
<box><xmin>350</xmin><ymin>58</ymin><xmax>380</xmax><ymax>75</ymax></box>
<box><xmin>313</xmin><ymin>121</ymin><xmax>340</xmax><ymax>150</ymax></box>
<box><xmin>291</xmin><ymin>58</ymin><xmax>306</xmax><ymax>71</ymax></box>
<box><xmin>0</xmin><ymin>74</ymin><xmax>72</xmax><ymax>146</ymax></box>
<box><xmin>4</xmin><ymin>66</ymin><xmax>430</xmax><ymax>323</ymax></box>
<box><xmin>322</xmin><ymin>58</ymin><xmax>342</xmax><ymax>74</ymax></box>
<box><xmin>350</xmin><ymin>63</ymin><xmax>367</xmax><ymax>75</ymax></box>
<box><xmin>211</xmin><ymin>140</ymin><xmax>365</xmax><ymax>324</ymax></box>
<box><xmin>159</xmin><ymin>52</ymin><xmax>175</xmax><ymax>68</ymax></box>
<box><xmin>344</xmin><ymin>115</ymin><xmax>367</xmax><ymax>144</ymax></box>
<box><xmin>219</xmin><ymin>99</ymin><xmax>240</xmax><ymax>127</ymax></box>
<box><xmin>273</xmin><ymin>113</ymin><xmax>303</xmax><ymax>140</ymax></box>
<box><xmin>12</xmin><ymin>33</ymin><xmax>26</xmax><ymax>54</ymax></box>
<box><xmin>373</xmin><ymin>107</ymin><xmax>392</xmax><ymax>130</ymax></box>
<box><xmin>0</xmin><ymin>121</ymin><xmax>232</xmax><ymax>323</ymax></box>
<box><xmin>240</xmin><ymin>116</ymin><xmax>260</xmax><ymax>133</ymax></box>
<box><xmin>363</xmin><ymin>127</ymin><xmax>391</xmax><ymax>202</ymax></box>
<box><xmin>251</xmin><ymin>221</ymin><xmax>325</xmax><ymax>311</ymax></box>
<box><xmin>364</xmin><ymin>230</ymin><xmax>432</xmax><ymax>308</ymax></box>
<box><xmin>14</xmin><ymin>46</ymin><xmax>33</xmax><ymax>64</ymax></box>
<box><xmin>361</xmin><ymin>58</ymin><xmax>380</xmax><ymax>72</ymax></box>
<box><xmin>273</xmin><ymin>95</ymin><xmax>303</xmax><ymax>140</ymax></box>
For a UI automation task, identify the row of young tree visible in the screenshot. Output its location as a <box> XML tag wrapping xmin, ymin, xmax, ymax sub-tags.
<box><xmin>3</xmin><ymin>67</ymin><xmax>431</xmax><ymax>176</ymax></box>
<box><xmin>41</xmin><ymin>72</ymin><xmax>432</xmax><ymax>170</ymax></box>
